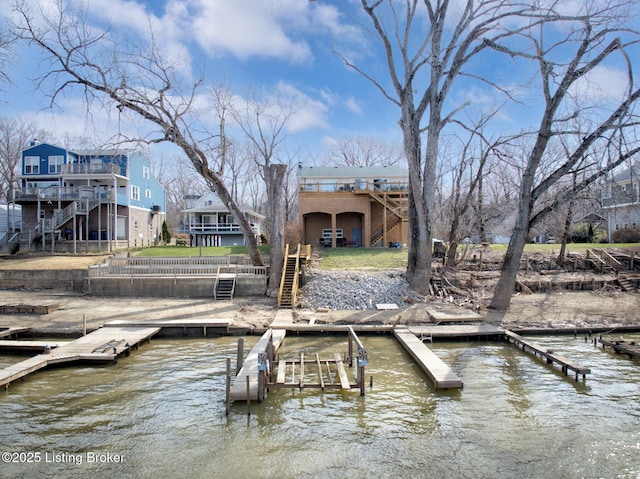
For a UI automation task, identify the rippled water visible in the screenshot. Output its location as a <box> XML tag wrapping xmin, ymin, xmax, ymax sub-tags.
<box><xmin>1</xmin><ymin>334</ymin><xmax>639</xmax><ymax>479</ymax></box>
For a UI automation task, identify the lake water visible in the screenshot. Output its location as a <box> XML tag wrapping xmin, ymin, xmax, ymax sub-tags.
<box><xmin>1</xmin><ymin>334</ymin><xmax>639</xmax><ymax>479</ymax></box>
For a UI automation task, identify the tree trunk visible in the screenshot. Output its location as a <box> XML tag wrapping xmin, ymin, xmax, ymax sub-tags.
<box><xmin>266</xmin><ymin>164</ymin><xmax>287</xmax><ymax>297</ymax></box>
<box><xmin>402</xmin><ymin>109</ymin><xmax>432</xmax><ymax>295</ymax></box>
<box><xmin>557</xmin><ymin>201</ymin><xmax>574</xmax><ymax>265</ymax></box>
<box><xmin>446</xmin><ymin>241</ymin><xmax>458</xmax><ymax>268</ymax></box>
<box><xmin>489</xmin><ymin>216</ymin><xmax>529</xmax><ymax>310</ymax></box>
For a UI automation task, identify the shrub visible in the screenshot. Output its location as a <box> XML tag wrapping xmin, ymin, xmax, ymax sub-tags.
<box><xmin>161</xmin><ymin>220</ymin><xmax>171</xmax><ymax>244</ymax></box>
<box><xmin>611</xmin><ymin>228</ymin><xmax>640</xmax><ymax>243</ymax></box>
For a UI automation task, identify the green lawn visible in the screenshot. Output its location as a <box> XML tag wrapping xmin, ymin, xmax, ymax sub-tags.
<box><xmin>134</xmin><ymin>245</ymin><xmax>271</xmax><ymax>257</ymax></box>
<box><xmin>315</xmin><ymin>247</ymin><xmax>408</xmax><ymax>269</ymax></box>
<box><xmin>131</xmin><ymin>242</ymin><xmax>638</xmax><ymax>270</ymax></box>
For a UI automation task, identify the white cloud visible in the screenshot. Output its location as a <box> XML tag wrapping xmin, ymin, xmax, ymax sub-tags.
<box><xmin>568</xmin><ymin>65</ymin><xmax>630</xmax><ymax>104</ymax></box>
<box><xmin>344</xmin><ymin>96</ymin><xmax>362</xmax><ymax>115</ymax></box>
<box><xmin>190</xmin><ymin>0</ymin><xmax>312</xmax><ymax>63</ymax></box>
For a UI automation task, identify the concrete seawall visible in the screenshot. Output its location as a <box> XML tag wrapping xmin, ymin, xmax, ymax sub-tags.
<box><xmin>0</xmin><ymin>270</ymin><xmax>267</xmax><ymax>298</ymax></box>
<box><xmin>0</xmin><ymin>269</ymin><xmax>87</xmax><ymax>293</ymax></box>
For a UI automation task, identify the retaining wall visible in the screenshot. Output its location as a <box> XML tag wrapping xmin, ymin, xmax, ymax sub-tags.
<box><xmin>0</xmin><ymin>269</ymin><xmax>87</xmax><ymax>293</ymax></box>
<box><xmin>0</xmin><ymin>270</ymin><xmax>267</xmax><ymax>298</ymax></box>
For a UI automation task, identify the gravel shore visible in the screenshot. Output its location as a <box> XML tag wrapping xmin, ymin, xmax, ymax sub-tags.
<box><xmin>298</xmin><ymin>269</ymin><xmax>415</xmax><ymax>310</ymax></box>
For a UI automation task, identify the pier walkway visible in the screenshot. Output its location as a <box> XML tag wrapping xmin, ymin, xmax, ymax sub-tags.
<box><xmin>597</xmin><ymin>336</ymin><xmax>640</xmax><ymax>359</ymax></box>
<box><xmin>230</xmin><ymin>328</ymin><xmax>287</xmax><ymax>402</ymax></box>
<box><xmin>504</xmin><ymin>330</ymin><xmax>591</xmax><ymax>381</ymax></box>
<box><xmin>394</xmin><ymin>326</ymin><xmax>463</xmax><ymax>389</ymax></box>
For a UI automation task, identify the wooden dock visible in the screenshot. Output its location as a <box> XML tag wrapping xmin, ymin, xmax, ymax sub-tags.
<box><xmin>0</xmin><ymin>339</ymin><xmax>70</xmax><ymax>353</ymax></box>
<box><xmin>0</xmin><ymin>327</ymin><xmax>31</xmax><ymax>339</ymax></box>
<box><xmin>504</xmin><ymin>330</ymin><xmax>591</xmax><ymax>381</ymax></box>
<box><xmin>394</xmin><ymin>326</ymin><xmax>463</xmax><ymax>389</ymax></box>
<box><xmin>103</xmin><ymin>318</ymin><xmax>231</xmax><ymax>336</ymax></box>
<box><xmin>230</xmin><ymin>329</ymin><xmax>287</xmax><ymax>402</ymax></box>
<box><xmin>0</xmin><ymin>325</ymin><xmax>160</xmax><ymax>389</ymax></box>
<box><xmin>597</xmin><ymin>336</ymin><xmax>640</xmax><ymax>359</ymax></box>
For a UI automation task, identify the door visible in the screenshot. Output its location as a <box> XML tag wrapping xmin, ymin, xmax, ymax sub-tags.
<box><xmin>352</xmin><ymin>228</ymin><xmax>361</xmax><ymax>247</ymax></box>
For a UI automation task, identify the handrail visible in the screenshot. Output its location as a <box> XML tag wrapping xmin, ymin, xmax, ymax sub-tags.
<box><xmin>277</xmin><ymin>243</ymin><xmax>290</xmax><ymax>306</ymax></box>
<box><xmin>289</xmin><ymin>244</ymin><xmax>301</xmax><ymax>308</ymax></box>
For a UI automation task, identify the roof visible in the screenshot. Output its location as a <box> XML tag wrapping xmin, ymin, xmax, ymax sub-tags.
<box><xmin>298</xmin><ymin>165</ymin><xmax>407</xmax><ymax>179</ymax></box>
<box><xmin>612</xmin><ymin>161</ymin><xmax>640</xmax><ymax>183</ymax></box>
<box><xmin>182</xmin><ymin>192</ymin><xmax>264</xmax><ymax>219</ymax></box>
<box><xmin>22</xmin><ymin>141</ymin><xmax>135</xmax><ymax>158</ymax></box>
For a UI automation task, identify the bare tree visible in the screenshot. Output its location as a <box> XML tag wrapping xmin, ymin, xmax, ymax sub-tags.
<box><xmin>12</xmin><ymin>0</ymin><xmax>264</xmax><ymax>265</ymax></box>
<box><xmin>0</xmin><ymin>18</ymin><xmax>15</xmax><ymax>88</ymax></box>
<box><xmin>232</xmin><ymin>90</ymin><xmax>298</xmax><ymax>295</ymax></box>
<box><xmin>325</xmin><ymin>134</ymin><xmax>405</xmax><ymax>167</ymax></box>
<box><xmin>0</xmin><ymin>117</ymin><xmax>41</xmax><ymax>201</ymax></box>
<box><xmin>489</xmin><ymin>3</ymin><xmax>640</xmax><ymax>309</ymax></box>
<box><xmin>342</xmin><ymin>0</ymin><xmax>542</xmax><ymax>294</ymax></box>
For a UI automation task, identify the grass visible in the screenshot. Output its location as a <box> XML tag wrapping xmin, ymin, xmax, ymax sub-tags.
<box><xmin>131</xmin><ymin>242</ymin><xmax>639</xmax><ymax>270</ymax></box>
<box><xmin>317</xmin><ymin>247</ymin><xmax>408</xmax><ymax>270</ymax></box>
<box><xmin>134</xmin><ymin>245</ymin><xmax>271</xmax><ymax>257</ymax></box>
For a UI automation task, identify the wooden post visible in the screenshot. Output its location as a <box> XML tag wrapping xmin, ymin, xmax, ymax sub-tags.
<box><xmin>225</xmin><ymin>357</ymin><xmax>231</xmax><ymax>416</ymax></box>
<box><xmin>83</xmin><ymin>314</ymin><xmax>87</xmax><ymax>336</ymax></box>
<box><xmin>236</xmin><ymin>338</ymin><xmax>244</xmax><ymax>375</ymax></box>
<box><xmin>246</xmin><ymin>375</ymin><xmax>251</xmax><ymax>415</ymax></box>
<box><xmin>359</xmin><ymin>365</ymin><xmax>365</xmax><ymax>396</ymax></box>
<box><xmin>348</xmin><ymin>330</ymin><xmax>353</xmax><ymax>367</ymax></box>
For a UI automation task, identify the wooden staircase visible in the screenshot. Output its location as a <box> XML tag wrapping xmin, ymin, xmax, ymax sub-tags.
<box><xmin>279</xmin><ymin>255</ymin><xmax>297</xmax><ymax>308</ymax></box>
<box><xmin>362</xmin><ymin>188</ymin><xmax>407</xmax><ymax>247</ymax></box>
<box><xmin>278</xmin><ymin>244</ymin><xmax>311</xmax><ymax>308</ymax></box>
<box><xmin>616</xmin><ymin>275</ymin><xmax>636</xmax><ymax>292</ymax></box>
<box><xmin>214</xmin><ymin>274</ymin><xmax>236</xmax><ymax>300</ymax></box>
<box><xmin>371</xmin><ymin>216</ymin><xmax>402</xmax><ymax>246</ymax></box>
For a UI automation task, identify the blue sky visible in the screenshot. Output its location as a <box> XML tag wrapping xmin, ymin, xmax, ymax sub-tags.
<box><xmin>1</xmin><ymin>0</ymin><xmax>638</xmax><ymax>166</ymax></box>
<box><xmin>0</xmin><ymin>0</ymin><xmax>404</xmax><ymax>160</ymax></box>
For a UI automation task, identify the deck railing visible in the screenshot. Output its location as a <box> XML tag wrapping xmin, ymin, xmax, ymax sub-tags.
<box><xmin>88</xmin><ymin>256</ymin><xmax>268</xmax><ymax>278</ymax></box>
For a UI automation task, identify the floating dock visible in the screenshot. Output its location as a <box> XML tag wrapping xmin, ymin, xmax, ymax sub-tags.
<box><xmin>394</xmin><ymin>326</ymin><xmax>463</xmax><ymax>389</ymax></box>
<box><xmin>0</xmin><ymin>325</ymin><xmax>160</xmax><ymax>389</ymax></box>
<box><xmin>597</xmin><ymin>336</ymin><xmax>640</xmax><ymax>359</ymax></box>
<box><xmin>504</xmin><ymin>330</ymin><xmax>591</xmax><ymax>381</ymax></box>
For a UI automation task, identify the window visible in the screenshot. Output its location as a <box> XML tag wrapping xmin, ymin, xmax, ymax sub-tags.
<box><xmin>145</xmin><ymin>189</ymin><xmax>152</xmax><ymax>199</ymax></box>
<box><xmin>48</xmin><ymin>155</ymin><xmax>64</xmax><ymax>173</ymax></box>
<box><xmin>131</xmin><ymin>185</ymin><xmax>140</xmax><ymax>201</ymax></box>
<box><xmin>142</xmin><ymin>165</ymin><xmax>150</xmax><ymax>179</ymax></box>
<box><xmin>322</xmin><ymin>229</ymin><xmax>343</xmax><ymax>238</ymax></box>
<box><xmin>25</xmin><ymin>156</ymin><xmax>39</xmax><ymax>174</ymax></box>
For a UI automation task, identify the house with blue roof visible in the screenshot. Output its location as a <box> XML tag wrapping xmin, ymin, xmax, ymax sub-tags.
<box><xmin>15</xmin><ymin>140</ymin><xmax>166</xmax><ymax>252</ymax></box>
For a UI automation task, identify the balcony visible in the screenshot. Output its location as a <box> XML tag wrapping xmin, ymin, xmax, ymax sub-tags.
<box><xmin>185</xmin><ymin>222</ymin><xmax>258</xmax><ymax>234</ymax></box>
<box><xmin>15</xmin><ymin>186</ymin><xmax>115</xmax><ymax>202</ymax></box>
<box><xmin>299</xmin><ymin>179</ymin><xmax>409</xmax><ymax>193</ymax></box>
<box><xmin>61</xmin><ymin>163</ymin><xmax>121</xmax><ymax>175</ymax></box>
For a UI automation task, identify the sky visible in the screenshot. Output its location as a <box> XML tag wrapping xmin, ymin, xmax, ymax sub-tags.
<box><xmin>1</xmin><ymin>0</ymin><xmax>639</xmax><ymax>168</ymax></box>
<box><xmin>0</xmin><ymin>0</ymin><xmax>403</xmax><ymax>161</ymax></box>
